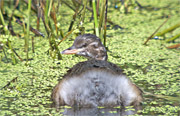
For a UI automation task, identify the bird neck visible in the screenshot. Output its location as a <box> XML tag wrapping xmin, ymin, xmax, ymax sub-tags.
<box><xmin>87</xmin><ymin>54</ymin><xmax>108</xmax><ymax>61</ymax></box>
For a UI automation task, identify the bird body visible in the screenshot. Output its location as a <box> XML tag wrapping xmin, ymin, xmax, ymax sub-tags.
<box><xmin>52</xmin><ymin>34</ymin><xmax>142</xmax><ymax>108</ymax></box>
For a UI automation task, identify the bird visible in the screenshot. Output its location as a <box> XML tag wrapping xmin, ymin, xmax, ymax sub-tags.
<box><xmin>51</xmin><ymin>34</ymin><xmax>142</xmax><ymax>108</ymax></box>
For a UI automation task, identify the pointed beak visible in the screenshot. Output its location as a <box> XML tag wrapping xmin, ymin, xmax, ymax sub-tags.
<box><xmin>61</xmin><ymin>47</ymin><xmax>83</xmax><ymax>55</ymax></box>
<box><xmin>61</xmin><ymin>49</ymin><xmax>79</xmax><ymax>54</ymax></box>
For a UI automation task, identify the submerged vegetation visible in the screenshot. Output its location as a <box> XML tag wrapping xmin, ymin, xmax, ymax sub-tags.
<box><xmin>0</xmin><ymin>0</ymin><xmax>180</xmax><ymax>115</ymax></box>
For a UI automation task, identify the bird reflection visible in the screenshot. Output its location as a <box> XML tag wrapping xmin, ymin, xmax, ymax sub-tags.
<box><xmin>58</xmin><ymin>106</ymin><xmax>141</xmax><ymax>116</ymax></box>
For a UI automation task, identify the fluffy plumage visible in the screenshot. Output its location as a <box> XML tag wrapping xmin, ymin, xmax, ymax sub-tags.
<box><xmin>51</xmin><ymin>34</ymin><xmax>142</xmax><ymax>108</ymax></box>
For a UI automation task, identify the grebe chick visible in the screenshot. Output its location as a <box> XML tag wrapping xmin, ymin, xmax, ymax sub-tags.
<box><xmin>52</xmin><ymin>34</ymin><xmax>142</xmax><ymax>108</ymax></box>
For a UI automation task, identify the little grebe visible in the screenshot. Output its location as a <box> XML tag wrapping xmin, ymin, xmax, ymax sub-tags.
<box><xmin>52</xmin><ymin>34</ymin><xmax>142</xmax><ymax>108</ymax></box>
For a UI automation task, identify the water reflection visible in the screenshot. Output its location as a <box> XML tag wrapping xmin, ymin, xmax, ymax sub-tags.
<box><xmin>59</xmin><ymin>106</ymin><xmax>140</xmax><ymax>116</ymax></box>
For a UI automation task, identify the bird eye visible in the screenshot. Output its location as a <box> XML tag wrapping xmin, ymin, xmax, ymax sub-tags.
<box><xmin>81</xmin><ymin>43</ymin><xmax>87</xmax><ymax>48</ymax></box>
<box><xmin>93</xmin><ymin>44</ymin><xmax>98</xmax><ymax>48</ymax></box>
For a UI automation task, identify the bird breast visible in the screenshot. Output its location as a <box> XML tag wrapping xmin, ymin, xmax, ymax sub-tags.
<box><xmin>56</xmin><ymin>69</ymin><xmax>138</xmax><ymax>107</ymax></box>
<box><xmin>52</xmin><ymin>60</ymin><xmax>142</xmax><ymax>107</ymax></box>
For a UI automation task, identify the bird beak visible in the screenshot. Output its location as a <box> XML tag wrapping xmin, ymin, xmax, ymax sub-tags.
<box><xmin>61</xmin><ymin>49</ymin><xmax>79</xmax><ymax>54</ymax></box>
<box><xmin>61</xmin><ymin>47</ymin><xmax>83</xmax><ymax>55</ymax></box>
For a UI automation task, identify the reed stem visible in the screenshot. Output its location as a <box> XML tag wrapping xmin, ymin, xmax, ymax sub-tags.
<box><xmin>25</xmin><ymin>0</ymin><xmax>32</xmax><ymax>64</ymax></box>
<box><xmin>92</xmin><ymin>0</ymin><xmax>99</xmax><ymax>37</ymax></box>
<box><xmin>0</xmin><ymin>8</ymin><xmax>16</xmax><ymax>64</ymax></box>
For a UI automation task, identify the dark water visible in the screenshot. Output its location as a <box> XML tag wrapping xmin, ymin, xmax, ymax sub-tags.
<box><xmin>53</xmin><ymin>94</ymin><xmax>180</xmax><ymax>116</ymax></box>
<box><xmin>57</xmin><ymin>107</ymin><xmax>139</xmax><ymax>116</ymax></box>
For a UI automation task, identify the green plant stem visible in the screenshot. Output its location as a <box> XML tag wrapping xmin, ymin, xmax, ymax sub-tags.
<box><xmin>99</xmin><ymin>0</ymin><xmax>106</xmax><ymax>32</ymax></box>
<box><xmin>57</xmin><ymin>29</ymin><xmax>75</xmax><ymax>46</ymax></box>
<box><xmin>92</xmin><ymin>0</ymin><xmax>99</xmax><ymax>37</ymax></box>
<box><xmin>25</xmin><ymin>0</ymin><xmax>32</xmax><ymax>63</ymax></box>
<box><xmin>50</xmin><ymin>35</ymin><xmax>62</xmax><ymax>60</ymax></box>
<box><xmin>0</xmin><ymin>10</ymin><xmax>8</xmax><ymax>34</ymax></box>
<box><xmin>70</xmin><ymin>0</ymin><xmax>123</xmax><ymax>29</ymax></box>
<box><xmin>68</xmin><ymin>7</ymin><xmax>80</xmax><ymax>32</ymax></box>
<box><xmin>156</xmin><ymin>23</ymin><xmax>180</xmax><ymax>36</ymax></box>
<box><xmin>81</xmin><ymin>0</ymin><xmax>88</xmax><ymax>24</ymax></box>
<box><xmin>165</xmin><ymin>33</ymin><xmax>180</xmax><ymax>43</ymax></box>
<box><xmin>0</xmin><ymin>8</ymin><xmax>17</xmax><ymax>64</ymax></box>
<box><xmin>7</xmin><ymin>39</ymin><xmax>16</xmax><ymax>64</ymax></box>
<box><xmin>45</xmin><ymin>0</ymin><xmax>49</xmax><ymax>25</ymax></box>
<box><xmin>0</xmin><ymin>9</ymin><xmax>5</xmax><ymax>24</ymax></box>
<box><xmin>2</xmin><ymin>47</ymin><xmax>8</xmax><ymax>62</ymax></box>
<box><xmin>48</xmin><ymin>0</ymin><xmax>53</xmax><ymax>17</ymax></box>
<box><xmin>144</xmin><ymin>17</ymin><xmax>169</xmax><ymax>45</ymax></box>
<box><xmin>99</xmin><ymin>0</ymin><xmax>107</xmax><ymax>42</ymax></box>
